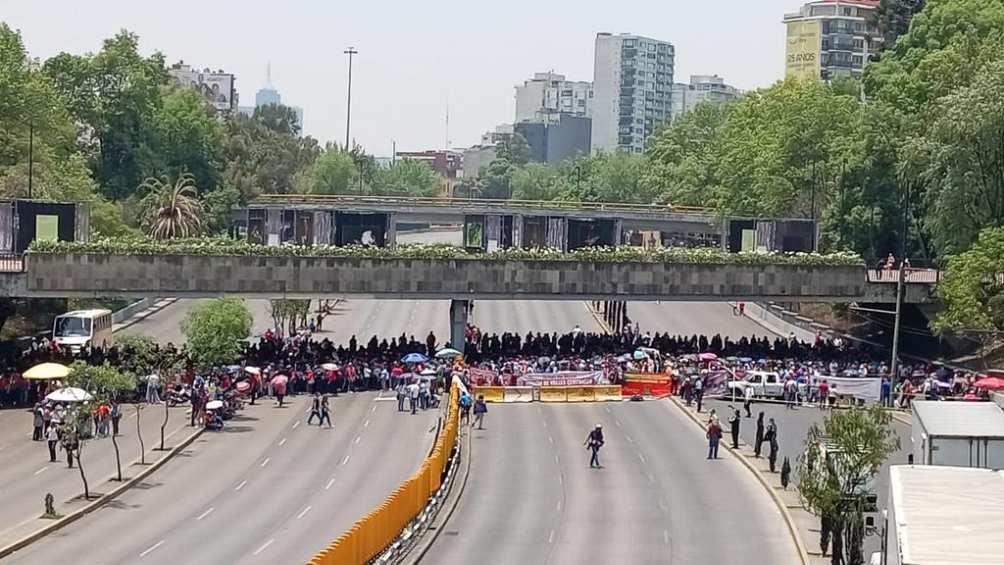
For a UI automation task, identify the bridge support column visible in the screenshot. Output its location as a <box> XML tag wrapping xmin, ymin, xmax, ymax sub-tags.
<box><xmin>449</xmin><ymin>299</ymin><xmax>469</xmax><ymax>354</ymax></box>
<box><xmin>386</xmin><ymin>213</ymin><xmax>398</xmax><ymax>250</ymax></box>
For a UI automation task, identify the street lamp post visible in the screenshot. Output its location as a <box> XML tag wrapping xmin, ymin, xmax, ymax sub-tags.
<box><xmin>27</xmin><ymin>121</ymin><xmax>34</xmax><ymax>199</ymax></box>
<box><xmin>344</xmin><ymin>47</ymin><xmax>358</xmax><ymax>151</ymax></box>
<box><xmin>889</xmin><ymin>183</ymin><xmax>911</xmax><ymax>393</ymax></box>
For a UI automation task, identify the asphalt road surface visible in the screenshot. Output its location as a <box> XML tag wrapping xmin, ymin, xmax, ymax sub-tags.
<box><xmin>628</xmin><ymin>302</ymin><xmax>775</xmax><ymax>340</ymax></box>
<box><xmin>424</xmin><ymin>400</ymin><xmax>799</xmax><ymax>564</ymax></box>
<box><xmin>5</xmin><ymin>392</ymin><xmax>440</xmax><ymax>564</ymax></box>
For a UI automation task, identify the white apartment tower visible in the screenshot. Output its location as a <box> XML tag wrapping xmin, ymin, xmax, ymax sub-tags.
<box><xmin>514</xmin><ymin>72</ymin><xmax>593</xmax><ymax>124</ymax></box>
<box><xmin>783</xmin><ymin>0</ymin><xmax>883</xmax><ymax>81</ymax></box>
<box><xmin>591</xmin><ymin>33</ymin><xmax>675</xmax><ymax>153</ymax></box>
<box><xmin>669</xmin><ymin>75</ymin><xmax>741</xmax><ymax>122</ymax></box>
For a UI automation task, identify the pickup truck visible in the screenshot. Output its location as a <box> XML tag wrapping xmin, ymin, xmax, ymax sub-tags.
<box><xmin>726</xmin><ymin>370</ymin><xmax>805</xmax><ymax>400</ymax></box>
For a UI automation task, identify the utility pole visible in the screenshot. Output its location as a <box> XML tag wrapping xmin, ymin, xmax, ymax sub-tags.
<box><xmin>392</xmin><ymin>139</ymin><xmax>396</xmax><ymax>166</ymax></box>
<box><xmin>889</xmin><ymin>183</ymin><xmax>911</xmax><ymax>391</ymax></box>
<box><xmin>27</xmin><ymin>121</ymin><xmax>34</xmax><ymax>199</ymax></box>
<box><xmin>344</xmin><ymin>47</ymin><xmax>358</xmax><ymax>151</ymax></box>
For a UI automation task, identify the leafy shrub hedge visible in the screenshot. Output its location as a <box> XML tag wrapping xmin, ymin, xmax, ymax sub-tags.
<box><xmin>29</xmin><ymin>237</ymin><xmax>863</xmax><ymax>266</ymax></box>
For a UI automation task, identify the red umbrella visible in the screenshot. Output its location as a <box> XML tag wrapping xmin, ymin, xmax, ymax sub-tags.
<box><xmin>974</xmin><ymin>376</ymin><xmax>1004</xmax><ymax>391</ymax></box>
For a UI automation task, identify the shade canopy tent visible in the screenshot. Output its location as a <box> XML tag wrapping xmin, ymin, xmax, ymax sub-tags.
<box><xmin>24</xmin><ymin>362</ymin><xmax>70</xmax><ymax>380</ymax></box>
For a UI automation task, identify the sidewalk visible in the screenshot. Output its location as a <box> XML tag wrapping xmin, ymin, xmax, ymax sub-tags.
<box><xmin>670</xmin><ymin>396</ymin><xmax>828</xmax><ymax>565</ymax></box>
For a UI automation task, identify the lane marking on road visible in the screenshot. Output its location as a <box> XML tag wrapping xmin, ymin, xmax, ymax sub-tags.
<box><xmin>278</xmin><ymin>438</ymin><xmax>287</xmax><ymax>447</ymax></box>
<box><xmin>626</xmin><ymin>435</ymin><xmax>634</xmax><ymax>443</ymax></box>
<box><xmin>253</xmin><ymin>539</ymin><xmax>274</xmax><ymax>556</ymax></box>
<box><xmin>614</xmin><ymin>419</ymin><xmax>622</xmax><ymax>427</ymax></box>
<box><xmin>354</xmin><ymin>436</ymin><xmax>361</xmax><ymax>444</ymax></box>
<box><xmin>371</xmin><ymin>405</ymin><xmax>377</xmax><ymax>413</ymax></box>
<box><xmin>292</xmin><ymin>421</ymin><xmax>301</xmax><ymax>430</ymax></box>
<box><xmin>659</xmin><ymin>499</ymin><xmax>669</xmax><ymax>513</ymax></box>
<box><xmin>297</xmin><ymin>505</ymin><xmax>313</xmax><ymax>519</ymax></box>
<box><xmin>260</xmin><ymin>457</ymin><xmax>270</xmax><ymax>468</ymax></box>
<box><xmin>647</xmin><ymin>473</ymin><xmax>655</xmax><ymax>484</ymax></box>
<box><xmin>664</xmin><ymin>529</ymin><xmax>670</xmax><ymax>545</ymax></box>
<box><xmin>548</xmin><ymin>435</ymin><xmax>554</xmax><ymax>444</ymax></box>
<box><xmin>548</xmin><ymin>530</ymin><xmax>555</xmax><ymax>544</ymax></box>
<box><xmin>604</xmin><ymin>406</ymin><xmax>611</xmax><ymax>414</ymax></box>
<box><xmin>325</xmin><ymin>478</ymin><xmax>335</xmax><ymax>490</ymax></box>
<box><xmin>341</xmin><ymin>455</ymin><xmax>350</xmax><ymax>465</ymax></box>
<box><xmin>556</xmin><ymin>500</ymin><xmax>562</xmax><ymax>511</ymax></box>
<box><xmin>33</xmin><ymin>466</ymin><xmax>48</xmax><ymax>476</ymax></box>
<box><xmin>558</xmin><ymin>474</ymin><xmax>563</xmax><ymax>485</ymax></box>
<box><xmin>196</xmin><ymin>507</ymin><xmax>214</xmax><ymax>521</ymax></box>
<box><xmin>234</xmin><ymin>480</ymin><xmax>248</xmax><ymax>491</ymax></box>
<box><xmin>637</xmin><ymin>452</ymin><xmax>647</xmax><ymax>464</ymax></box>
<box><xmin>364</xmin><ymin>419</ymin><xmax>370</xmax><ymax>428</ymax></box>
<box><xmin>554</xmin><ymin>454</ymin><xmax>559</xmax><ymax>464</ymax></box>
<box><xmin>140</xmin><ymin>540</ymin><xmax>165</xmax><ymax>557</ymax></box>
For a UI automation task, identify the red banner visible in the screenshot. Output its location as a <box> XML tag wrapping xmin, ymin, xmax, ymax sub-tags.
<box><xmin>622</xmin><ymin>373</ymin><xmax>673</xmax><ymax>397</ymax></box>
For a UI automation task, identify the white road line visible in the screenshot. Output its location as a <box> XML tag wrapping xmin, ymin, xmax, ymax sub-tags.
<box><xmin>296</xmin><ymin>506</ymin><xmax>312</xmax><ymax>519</ymax></box>
<box><xmin>33</xmin><ymin>466</ymin><xmax>48</xmax><ymax>476</ymax></box>
<box><xmin>234</xmin><ymin>480</ymin><xmax>248</xmax><ymax>491</ymax></box>
<box><xmin>253</xmin><ymin>539</ymin><xmax>274</xmax><ymax>556</ymax></box>
<box><xmin>554</xmin><ymin>454</ymin><xmax>559</xmax><ymax>464</ymax></box>
<box><xmin>325</xmin><ymin>478</ymin><xmax>335</xmax><ymax>490</ymax></box>
<box><xmin>615</xmin><ymin>419</ymin><xmax>622</xmax><ymax>427</ymax></box>
<box><xmin>354</xmin><ymin>436</ymin><xmax>361</xmax><ymax>444</ymax></box>
<box><xmin>604</xmin><ymin>406</ymin><xmax>611</xmax><ymax>413</ymax></box>
<box><xmin>278</xmin><ymin>438</ymin><xmax>287</xmax><ymax>447</ymax></box>
<box><xmin>195</xmin><ymin>507</ymin><xmax>214</xmax><ymax>521</ymax></box>
<box><xmin>626</xmin><ymin>435</ymin><xmax>634</xmax><ymax>443</ymax></box>
<box><xmin>664</xmin><ymin>529</ymin><xmax>670</xmax><ymax>545</ymax></box>
<box><xmin>140</xmin><ymin>540</ymin><xmax>165</xmax><ymax>557</ymax></box>
<box><xmin>260</xmin><ymin>457</ymin><xmax>270</xmax><ymax>468</ymax></box>
<box><xmin>558</xmin><ymin>475</ymin><xmax>563</xmax><ymax>485</ymax></box>
<box><xmin>364</xmin><ymin>419</ymin><xmax>370</xmax><ymax>428</ymax></box>
<box><xmin>341</xmin><ymin>455</ymin><xmax>350</xmax><ymax>465</ymax></box>
<box><xmin>292</xmin><ymin>421</ymin><xmax>300</xmax><ymax>430</ymax></box>
<box><xmin>659</xmin><ymin>499</ymin><xmax>669</xmax><ymax>513</ymax></box>
<box><xmin>556</xmin><ymin>500</ymin><xmax>562</xmax><ymax>511</ymax></box>
<box><xmin>647</xmin><ymin>473</ymin><xmax>655</xmax><ymax>484</ymax></box>
<box><xmin>548</xmin><ymin>435</ymin><xmax>554</xmax><ymax>444</ymax></box>
<box><xmin>371</xmin><ymin>405</ymin><xmax>377</xmax><ymax>413</ymax></box>
<box><xmin>548</xmin><ymin>530</ymin><xmax>555</xmax><ymax>544</ymax></box>
<box><xmin>637</xmin><ymin>453</ymin><xmax>647</xmax><ymax>464</ymax></box>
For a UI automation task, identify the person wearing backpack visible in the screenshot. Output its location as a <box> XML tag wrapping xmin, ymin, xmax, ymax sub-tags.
<box><xmin>459</xmin><ymin>391</ymin><xmax>472</xmax><ymax>425</ymax></box>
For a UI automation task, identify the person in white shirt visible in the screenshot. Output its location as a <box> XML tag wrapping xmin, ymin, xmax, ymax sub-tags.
<box><xmin>407</xmin><ymin>381</ymin><xmax>420</xmax><ymax>414</ymax></box>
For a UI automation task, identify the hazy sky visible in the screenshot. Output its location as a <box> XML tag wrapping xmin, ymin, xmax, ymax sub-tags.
<box><xmin>3</xmin><ymin>0</ymin><xmax>801</xmax><ymax>155</ymax></box>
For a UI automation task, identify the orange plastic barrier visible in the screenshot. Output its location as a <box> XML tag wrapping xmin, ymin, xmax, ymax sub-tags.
<box><xmin>539</xmin><ymin>386</ymin><xmax>568</xmax><ymax>402</ymax></box>
<box><xmin>503</xmin><ymin>386</ymin><xmax>534</xmax><ymax>403</ymax></box>
<box><xmin>622</xmin><ymin>375</ymin><xmax>672</xmax><ymax>397</ymax></box>
<box><xmin>592</xmin><ymin>385</ymin><xmax>623</xmax><ymax>401</ymax></box>
<box><xmin>565</xmin><ymin>386</ymin><xmax>596</xmax><ymax>402</ymax></box>
<box><xmin>310</xmin><ymin>384</ymin><xmax>460</xmax><ymax>565</ymax></box>
<box><xmin>476</xmin><ymin>386</ymin><xmax>505</xmax><ymax>403</ymax></box>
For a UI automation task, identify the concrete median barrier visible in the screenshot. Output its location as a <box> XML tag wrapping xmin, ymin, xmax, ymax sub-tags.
<box><xmin>592</xmin><ymin>385</ymin><xmax>623</xmax><ymax>401</ymax></box>
<box><xmin>539</xmin><ymin>386</ymin><xmax>568</xmax><ymax>402</ymax></box>
<box><xmin>565</xmin><ymin>386</ymin><xmax>595</xmax><ymax>402</ymax></box>
<box><xmin>503</xmin><ymin>386</ymin><xmax>534</xmax><ymax>403</ymax></box>
<box><xmin>475</xmin><ymin>386</ymin><xmax>505</xmax><ymax>403</ymax></box>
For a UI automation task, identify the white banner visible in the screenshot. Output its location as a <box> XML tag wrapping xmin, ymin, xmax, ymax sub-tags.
<box><xmin>816</xmin><ymin>376</ymin><xmax>881</xmax><ymax>403</ymax></box>
<box><xmin>517</xmin><ymin>371</ymin><xmax>605</xmax><ymax>387</ymax></box>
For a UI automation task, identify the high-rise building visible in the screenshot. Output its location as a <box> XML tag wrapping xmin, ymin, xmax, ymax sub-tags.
<box><xmin>669</xmin><ymin>75</ymin><xmax>741</xmax><ymax>122</ymax></box>
<box><xmin>238</xmin><ymin>63</ymin><xmax>304</xmax><ymax>134</ymax></box>
<box><xmin>514</xmin><ymin>114</ymin><xmax>592</xmax><ymax>164</ymax></box>
<box><xmin>514</xmin><ymin>71</ymin><xmax>593</xmax><ymax>124</ymax></box>
<box><xmin>591</xmin><ymin>33</ymin><xmax>675</xmax><ymax>154</ymax></box>
<box><xmin>783</xmin><ymin>0</ymin><xmax>882</xmax><ymax>81</ymax></box>
<box><xmin>168</xmin><ymin>61</ymin><xmax>238</xmax><ymax>112</ymax></box>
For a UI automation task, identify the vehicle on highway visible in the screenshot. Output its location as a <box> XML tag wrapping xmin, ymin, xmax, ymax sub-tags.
<box><xmin>52</xmin><ymin>309</ymin><xmax>113</xmax><ymax>353</ymax></box>
<box><xmin>726</xmin><ymin>370</ymin><xmax>784</xmax><ymax>399</ymax></box>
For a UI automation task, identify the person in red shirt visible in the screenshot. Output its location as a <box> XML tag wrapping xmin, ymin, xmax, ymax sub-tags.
<box><xmin>818</xmin><ymin>379</ymin><xmax>830</xmax><ymax>410</ymax></box>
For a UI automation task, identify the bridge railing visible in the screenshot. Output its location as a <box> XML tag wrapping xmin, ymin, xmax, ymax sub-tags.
<box><xmin>250</xmin><ymin>193</ymin><xmax>712</xmax><ymax>216</ymax></box>
<box><xmin>0</xmin><ymin>254</ymin><xmax>25</xmax><ymax>273</ymax></box>
<box><xmin>866</xmin><ymin>268</ymin><xmax>941</xmax><ymax>284</ymax></box>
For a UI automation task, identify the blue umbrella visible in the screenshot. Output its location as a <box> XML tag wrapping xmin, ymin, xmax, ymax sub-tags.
<box><xmin>401</xmin><ymin>353</ymin><xmax>428</xmax><ymax>364</ymax></box>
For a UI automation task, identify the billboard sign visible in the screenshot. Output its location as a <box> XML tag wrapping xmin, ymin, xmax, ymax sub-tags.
<box><xmin>786</xmin><ymin>19</ymin><xmax>821</xmax><ymax>80</ymax></box>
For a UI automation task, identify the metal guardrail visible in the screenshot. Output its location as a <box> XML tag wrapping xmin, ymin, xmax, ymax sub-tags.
<box><xmin>0</xmin><ymin>254</ymin><xmax>25</xmax><ymax>273</ymax></box>
<box><xmin>250</xmin><ymin>194</ymin><xmax>713</xmax><ymax>216</ymax></box>
<box><xmin>866</xmin><ymin>269</ymin><xmax>941</xmax><ymax>284</ymax></box>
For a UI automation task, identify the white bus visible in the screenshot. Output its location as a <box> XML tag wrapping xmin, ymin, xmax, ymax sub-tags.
<box><xmin>52</xmin><ymin>309</ymin><xmax>114</xmax><ymax>352</ymax></box>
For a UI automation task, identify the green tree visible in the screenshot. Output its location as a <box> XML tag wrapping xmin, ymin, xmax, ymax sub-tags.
<box><xmin>145</xmin><ymin>86</ymin><xmax>223</xmax><ymax>195</ymax></box>
<box><xmin>932</xmin><ymin>227</ymin><xmax>1004</xmax><ymax>342</ymax></box>
<box><xmin>67</xmin><ymin>362</ymin><xmax>136</xmax><ymax>491</ymax></box>
<box><xmin>268</xmin><ymin>299</ymin><xmax>311</xmax><ymax>337</ymax></box>
<box><xmin>220</xmin><ymin>107</ymin><xmax>319</xmax><ymax>198</ymax></box>
<box><xmin>511</xmin><ymin>162</ymin><xmax>567</xmax><ymax>201</ymax></box>
<box><xmin>139</xmin><ymin>173</ymin><xmax>205</xmax><ymax>239</ymax></box>
<box><xmin>644</xmin><ymin>102</ymin><xmax>730</xmax><ymax>207</ymax></box>
<box><xmin>182</xmin><ymin>298</ymin><xmax>252</xmax><ymax>370</ymax></box>
<box><xmin>797</xmin><ymin>406</ymin><xmax>900</xmax><ymax>565</ymax></box>
<box><xmin>496</xmin><ymin>133</ymin><xmax>531</xmax><ymax>166</ymax></box>
<box><xmin>372</xmin><ymin>158</ymin><xmax>440</xmax><ymax>196</ymax></box>
<box><xmin>307</xmin><ymin>146</ymin><xmax>356</xmax><ymax>195</ymax></box>
<box><xmin>42</xmin><ymin>31</ymin><xmax>170</xmax><ymax>200</ymax></box>
<box><xmin>876</xmin><ymin>0</ymin><xmax>926</xmax><ymax>48</ymax></box>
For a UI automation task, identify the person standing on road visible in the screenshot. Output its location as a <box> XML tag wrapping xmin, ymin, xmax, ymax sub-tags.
<box><xmin>694</xmin><ymin>376</ymin><xmax>704</xmax><ymax>413</ymax></box>
<box><xmin>744</xmin><ymin>385</ymin><xmax>754</xmax><ymax>418</ymax></box>
<box><xmin>110</xmin><ymin>401</ymin><xmax>122</xmax><ymax>436</ymax></box>
<box><xmin>706</xmin><ymin>418</ymin><xmax>722</xmax><ymax>459</ymax></box>
<box><xmin>754</xmin><ymin>412</ymin><xmax>765</xmax><ymax>458</ymax></box>
<box><xmin>408</xmin><ymin>380</ymin><xmax>420</xmax><ymax>415</ymax></box>
<box><xmin>585</xmin><ymin>424</ymin><xmax>604</xmax><ymax>468</ymax></box>
<box><xmin>459</xmin><ymin>390</ymin><xmax>472</xmax><ymax>425</ymax></box>
<box><xmin>45</xmin><ymin>424</ymin><xmax>58</xmax><ymax>462</ymax></box>
<box><xmin>146</xmin><ymin>374</ymin><xmax>161</xmax><ymax>404</ymax></box>
<box><xmin>818</xmin><ymin>379</ymin><xmax>830</xmax><ymax>410</ymax></box>
<box><xmin>472</xmin><ymin>395</ymin><xmax>487</xmax><ymax>429</ymax></box>
<box><xmin>396</xmin><ymin>381</ymin><xmax>406</xmax><ymax>412</ymax></box>
<box><xmin>32</xmin><ymin>404</ymin><xmax>43</xmax><ymax>441</ymax></box>
<box><xmin>729</xmin><ymin>410</ymin><xmax>741</xmax><ymax>449</ymax></box>
<box><xmin>307</xmin><ymin>393</ymin><xmax>321</xmax><ymax>425</ymax></box>
<box><xmin>319</xmin><ymin>395</ymin><xmax>332</xmax><ymax>428</ymax></box>
<box><xmin>766</xmin><ymin>418</ymin><xmax>779</xmax><ymax>472</ymax></box>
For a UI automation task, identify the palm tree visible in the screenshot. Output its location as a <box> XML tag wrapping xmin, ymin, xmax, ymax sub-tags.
<box><xmin>140</xmin><ymin>174</ymin><xmax>205</xmax><ymax>240</ymax></box>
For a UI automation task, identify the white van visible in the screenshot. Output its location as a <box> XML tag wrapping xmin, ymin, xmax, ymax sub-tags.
<box><xmin>52</xmin><ymin>309</ymin><xmax>114</xmax><ymax>353</ymax></box>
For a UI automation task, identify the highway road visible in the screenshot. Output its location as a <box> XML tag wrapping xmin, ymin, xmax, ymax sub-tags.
<box><xmin>424</xmin><ymin>400</ymin><xmax>799</xmax><ymax>564</ymax></box>
<box><xmin>628</xmin><ymin>302</ymin><xmax>774</xmax><ymax>340</ymax></box>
